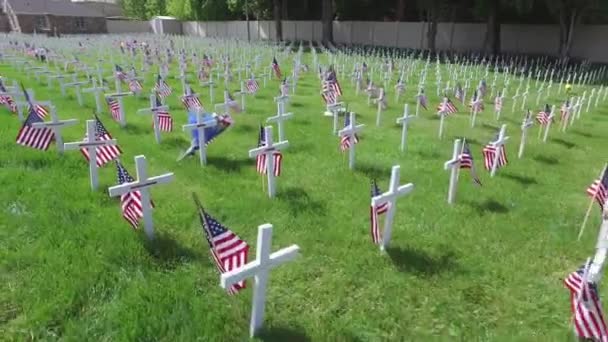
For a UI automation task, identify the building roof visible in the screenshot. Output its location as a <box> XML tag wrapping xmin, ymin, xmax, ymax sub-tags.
<box><xmin>8</xmin><ymin>0</ymin><xmax>107</xmax><ymax>17</ymax></box>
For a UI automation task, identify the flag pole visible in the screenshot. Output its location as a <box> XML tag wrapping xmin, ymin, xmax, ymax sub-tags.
<box><xmin>578</xmin><ymin>163</ymin><xmax>608</xmax><ymax>241</ymax></box>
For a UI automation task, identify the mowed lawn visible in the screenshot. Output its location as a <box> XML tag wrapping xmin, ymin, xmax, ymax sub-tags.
<box><xmin>1</xmin><ymin>49</ymin><xmax>607</xmax><ymax>341</ymax></box>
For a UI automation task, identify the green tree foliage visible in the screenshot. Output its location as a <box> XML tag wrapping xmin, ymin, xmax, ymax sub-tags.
<box><xmin>145</xmin><ymin>0</ymin><xmax>167</xmax><ymax>18</ymax></box>
<box><xmin>122</xmin><ymin>0</ymin><xmax>147</xmax><ymax>19</ymax></box>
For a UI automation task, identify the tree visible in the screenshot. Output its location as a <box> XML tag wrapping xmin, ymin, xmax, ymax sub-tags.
<box><xmin>145</xmin><ymin>0</ymin><xmax>167</xmax><ymax>18</ymax></box>
<box><xmin>417</xmin><ymin>0</ymin><xmax>444</xmax><ymax>53</ymax></box>
<box><xmin>273</xmin><ymin>0</ymin><xmax>282</xmax><ymax>41</ymax></box>
<box><xmin>321</xmin><ymin>0</ymin><xmax>334</xmax><ymax>43</ymax></box>
<box><xmin>396</xmin><ymin>0</ymin><xmax>407</xmax><ymax>21</ymax></box>
<box><xmin>544</xmin><ymin>0</ymin><xmax>599</xmax><ymax>58</ymax></box>
<box><xmin>473</xmin><ymin>0</ymin><xmax>500</xmax><ymax>55</ymax></box>
<box><xmin>121</xmin><ymin>0</ymin><xmax>147</xmax><ymax>19</ymax></box>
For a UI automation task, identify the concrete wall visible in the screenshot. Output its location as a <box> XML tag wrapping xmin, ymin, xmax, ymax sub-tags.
<box><xmin>106</xmin><ymin>20</ymin><xmax>151</xmax><ymax>33</ymax></box>
<box><xmin>15</xmin><ymin>14</ymin><xmax>106</xmax><ymax>34</ymax></box>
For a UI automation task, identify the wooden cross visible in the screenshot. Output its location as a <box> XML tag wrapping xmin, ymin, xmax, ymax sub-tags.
<box><xmin>371</xmin><ymin>165</ymin><xmax>415</xmax><ymax>251</ymax></box>
<box><xmin>182</xmin><ymin>110</ymin><xmax>218</xmax><ymax>166</ymax></box>
<box><xmin>83</xmin><ymin>78</ymin><xmax>108</xmax><ymax>114</ymax></box>
<box><xmin>338</xmin><ymin>112</ymin><xmax>364</xmax><ymax>170</ymax></box>
<box><xmin>274</xmin><ymin>94</ymin><xmax>289</xmax><ymax>115</ymax></box>
<box><xmin>107</xmin><ymin>155</ymin><xmax>174</xmax><ymax>240</ymax></box>
<box><xmin>444</xmin><ymin>139</ymin><xmax>463</xmax><ymax>204</ymax></box>
<box><xmin>395</xmin><ymin>103</ymin><xmax>415</xmax><ymax>152</ymax></box>
<box><xmin>248</xmin><ymin>126</ymin><xmax>289</xmax><ymax>198</ymax></box>
<box><xmin>437</xmin><ymin>97</ymin><xmax>448</xmax><ymax>139</ymax></box>
<box><xmin>31</xmin><ymin>106</ymin><xmax>78</xmax><ymax>154</ymax></box>
<box><xmin>543</xmin><ymin>105</ymin><xmax>556</xmax><ymax>142</ymax></box>
<box><xmin>518</xmin><ymin>112</ymin><xmax>534</xmax><ymax>158</ymax></box>
<box><xmin>137</xmin><ymin>94</ymin><xmax>170</xmax><ymax>144</ymax></box>
<box><xmin>266</xmin><ymin>107</ymin><xmax>293</xmax><ymax>142</ymax></box>
<box><xmin>64</xmin><ymin>78</ymin><xmax>89</xmax><ymax>107</ymax></box>
<box><xmin>15</xmin><ymin>88</ymin><xmax>52</xmax><ymax>122</ymax></box>
<box><xmin>489</xmin><ymin>124</ymin><xmax>509</xmax><ymax>177</ymax></box>
<box><xmin>220</xmin><ymin>223</ymin><xmax>300</xmax><ymax>338</ymax></box>
<box><xmin>325</xmin><ymin>102</ymin><xmax>345</xmax><ymax>134</ymax></box>
<box><xmin>200</xmin><ymin>74</ymin><xmax>215</xmax><ymax>104</ymax></box>
<box><xmin>64</xmin><ymin>120</ymin><xmax>118</xmax><ymax>190</ymax></box>
<box><xmin>105</xmin><ymin>91</ymin><xmax>132</xmax><ymax>127</ymax></box>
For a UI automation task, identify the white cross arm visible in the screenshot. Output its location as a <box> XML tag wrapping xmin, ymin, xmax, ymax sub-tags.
<box><xmin>108</xmin><ymin>173</ymin><xmax>175</xmax><ymax>197</ymax></box>
<box><xmin>137</xmin><ymin>105</ymin><xmax>170</xmax><ymax>114</ymax></box>
<box><xmin>492</xmin><ymin>136</ymin><xmax>509</xmax><ymax>146</ymax></box>
<box><xmin>371</xmin><ymin>183</ymin><xmax>414</xmax><ymax>206</ymax></box>
<box><xmin>105</xmin><ymin>92</ymin><xmax>133</xmax><ymax>97</ymax></box>
<box><xmin>248</xmin><ymin>141</ymin><xmax>289</xmax><ymax>158</ymax></box>
<box><xmin>338</xmin><ymin>124</ymin><xmax>364</xmax><ymax>136</ymax></box>
<box><xmin>64</xmin><ymin>138</ymin><xmax>117</xmax><ymax>150</ymax></box>
<box><xmin>220</xmin><ymin>245</ymin><xmax>300</xmax><ymax>289</ymax></box>
<box><xmin>266</xmin><ymin>113</ymin><xmax>293</xmax><ymax>123</ymax></box>
<box><xmin>31</xmin><ymin>119</ymin><xmax>78</xmax><ymax>129</ymax></box>
<box><xmin>64</xmin><ymin>81</ymin><xmax>88</xmax><ymax>86</ymax></box>
<box><xmin>444</xmin><ymin>157</ymin><xmax>460</xmax><ymax>170</ymax></box>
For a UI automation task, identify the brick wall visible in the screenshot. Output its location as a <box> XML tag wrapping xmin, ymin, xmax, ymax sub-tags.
<box><xmin>16</xmin><ymin>14</ymin><xmax>107</xmax><ymax>34</ymax></box>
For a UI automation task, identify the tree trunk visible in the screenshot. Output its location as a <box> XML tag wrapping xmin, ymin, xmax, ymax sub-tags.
<box><xmin>396</xmin><ymin>0</ymin><xmax>406</xmax><ymax>21</ymax></box>
<box><xmin>281</xmin><ymin>0</ymin><xmax>288</xmax><ymax>20</ymax></box>
<box><xmin>321</xmin><ymin>0</ymin><xmax>333</xmax><ymax>44</ymax></box>
<box><xmin>273</xmin><ymin>0</ymin><xmax>282</xmax><ymax>41</ymax></box>
<box><xmin>562</xmin><ymin>9</ymin><xmax>578</xmax><ymax>58</ymax></box>
<box><xmin>426</xmin><ymin>0</ymin><xmax>439</xmax><ymax>53</ymax></box>
<box><xmin>484</xmin><ymin>0</ymin><xmax>500</xmax><ymax>55</ymax></box>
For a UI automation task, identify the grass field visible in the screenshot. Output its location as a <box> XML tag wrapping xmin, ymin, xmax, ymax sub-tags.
<box><xmin>1</xmin><ymin>46</ymin><xmax>607</xmax><ymax>341</ymax></box>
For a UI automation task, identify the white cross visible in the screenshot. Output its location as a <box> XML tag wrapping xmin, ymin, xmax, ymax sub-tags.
<box><xmin>83</xmin><ymin>78</ymin><xmax>108</xmax><ymax>114</ymax></box>
<box><xmin>470</xmin><ymin>96</ymin><xmax>482</xmax><ymax>128</ymax></box>
<box><xmin>444</xmin><ymin>138</ymin><xmax>463</xmax><ymax>204</ymax></box>
<box><xmin>63</xmin><ymin>79</ymin><xmax>89</xmax><ymax>107</ymax></box>
<box><xmin>437</xmin><ymin>97</ymin><xmax>448</xmax><ymax>139</ymax></box>
<box><xmin>490</xmin><ymin>124</ymin><xmax>509</xmax><ymax>177</ymax></box>
<box><xmin>518</xmin><ymin>112</ymin><xmax>534</xmax><ymax>159</ymax></box>
<box><xmin>542</xmin><ymin>105</ymin><xmax>555</xmax><ymax>142</ymax></box>
<box><xmin>325</xmin><ymin>102</ymin><xmax>345</xmax><ymax>134</ymax></box>
<box><xmin>31</xmin><ymin>106</ymin><xmax>78</xmax><ymax>154</ymax></box>
<box><xmin>396</xmin><ymin>103</ymin><xmax>415</xmax><ymax>152</ymax></box>
<box><xmin>16</xmin><ymin>89</ymin><xmax>52</xmax><ymax>122</ymax></box>
<box><xmin>182</xmin><ymin>110</ymin><xmax>218</xmax><ymax>166</ymax></box>
<box><xmin>274</xmin><ymin>94</ymin><xmax>289</xmax><ymax>115</ymax></box>
<box><xmin>64</xmin><ymin>120</ymin><xmax>119</xmax><ymax>190</ymax></box>
<box><xmin>266</xmin><ymin>108</ymin><xmax>293</xmax><ymax>142</ymax></box>
<box><xmin>108</xmin><ymin>155</ymin><xmax>174</xmax><ymax>240</ymax></box>
<box><xmin>248</xmin><ymin>126</ymin><xmax>289</xmax><ymax>198</ymax></box>
<box><xmin>338</xmin><ymin>112</ymin><xmax>365</xmax><ymax>170</ymax></box>
<box><xmin>105</xmin><ymin>91</ymin><xmax>132</xmax><ymax>127</ymax></box>
<box><xmin>220</xmin><ymin>223</ymin><xmax>300</xmax><ymax>338</ymax></box>
<box><xmin>371</xmin><ymin>165</ymin><xmax>415</xmax><ymax>251</ymax></box>
<box><xmin>200</xmin><ymin>74</ymin><xmax>215</xmax><ymax>104</ymax></box>
<box><xmin>137</xmin><ymin>94</ymin><xmax>170</xmax><ymax>144</ymax></box>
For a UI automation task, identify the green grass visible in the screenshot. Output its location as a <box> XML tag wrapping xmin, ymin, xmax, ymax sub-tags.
<box><xmin>1</xmin><ymin>49</ymin><xmax>607</xmax><ymax>341</ymax></box>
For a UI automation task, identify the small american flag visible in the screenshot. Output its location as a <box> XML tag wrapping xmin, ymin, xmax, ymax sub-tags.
<box><xmin>482</xmin><ymin>135</ymin><xmax>508</xmax><ymax>171</ymax></box>
<box><xmin>255</xmin><ymin>125</ymin><xmax>282</xmax><ymax>176</ymax></box>
<box><xmin>181</xmin><ymin>86</ymin><xmax>203</xmax><ymax>111</ymax></box>
<box><xmin>469</xmin><ymin>90</ymin><xmax>484</xmax><ymax>112</ymax></box>
<box><xmin>325</xmin><ymin>69</ymin><xmax>342</xmax><ymax>96</ymax></box>
<box><xmin>115</xmin><ymin>64</ymin><xmax>127</xmax><ymax>82</ymax></box>
<box><xmin>394</xmin><ymin>78</ymin><xmax>405</xmax><ymax>94</ymax></box>
<box><xmin>154</xmin><ymin>75</ymin><xmax>172</xmax><ymax>99</ymax></box>
<box><xmin>128</xmin><ymin>79</ymin><xmax>143</xmax><ymax>94</ymax></box>
<box><xmin>340</xmin><ymin>114</ymin><xmax>359</xmax><ymax>152</ymax></box>
<box><xmin>154</xmin><ymin>95</ymin><xmax>173</xmax><ymax>132</ymax></box>
<box><xmin>418</xmin><ymin>90</ymin><xmax>428</xmax><ymax>110</ymax></box>
<box><xmin>586</xmin><ymin>166</ymin><xmax>608</xmax><ymax>210</ymax></box>
<box><xmin>246</xmin><ymin>78</ymin><xmax>259</xmax><ymax>94</ymax></box>
<box><xmin>22</xmin><ymin>85</ymin><xmax>48</xmax><ymax>119</ymax></box>
<box><xmin>115</xmin><ymin>160</ymin><xmax>150</xmax><ymax>229</ymax></box>
<box><xmin>0</xmin><ymin>78</ymin><xmax>16</xmax><ymax>112</ymax></box>
<box><xmin>202</xmin><ymin>54</ymin><xmax>213</xmax><ymax>67</ymax></box>
<box><xmin>106</xmin><ymin>96</ymin><xmax>121</xmax><ymax>122</ymax></box>
<box><xmin>321</xmin><ymin>90</ymin><xmax>337</xmax><ymax>105</ymax></box>
<box><xmin>81</xmin><ymin>116</ymin><xmax>122</xmax><ymax>167</ymax></box>
<box><xmin>437</xmin><ymin>98</ymin><xmax>458</xmax><ymax>115</ymax></box>
<box><xmin>459</xmin><ymin>142</ymin><xmax>482</xmax><ymax>186</ymax></box>
<box><xmin>280</xmin><ymin>78</ymin><xmax>289</xmax><ymax>96</ymax></box>
<box><xmin>272</xmin><ymin>57</ymin><xmax>282</xmax><ymax>79</ymax></box>
<box><xmin>15</xmin><ymin>107</ymin><xmax>54</xmax><ymax>151</ymax></box>
<box><xmin>536</xmin><ymin>104</ymin><xmax>552</xmax><ymax>125</ymax></box>
<box><xmin>370</xmin><ymin>179</ymin><xmax>389</xmax><ymax>245</ymax></box>
<box><xmin>479</xmin><ymin>79</ymin><xmax>487</xmax><ymax>97</ymax></box>
<box><xmin>564</xmin><ymin>261</ymin><xmax>608</xmax><ymax>341</ymax></box>
<box><xmin>494</xmin><ymin>96</ymin><xmax>503</xmax><ymax>112</ymax></box>
<box><xmin>194</xmin><ymin>194</ymin><xmax>249</xmax><ymax>295</ymax></box>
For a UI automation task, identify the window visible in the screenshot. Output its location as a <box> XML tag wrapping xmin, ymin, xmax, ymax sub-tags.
<box><xmin>75</xmin><ymin>17</ymin><xmax>86</xmax><ymax>31</ymax></box>
<box><xmin>35</xmin><ymin>16</ymin><xmax>48</xmax><ymax>30</ymax></box>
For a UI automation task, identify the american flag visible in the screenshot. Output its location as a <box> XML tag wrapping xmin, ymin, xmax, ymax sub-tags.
<box><xmin>154</xmin><ymin>75</ymin><xmax>172</xmax><ymax>98</ymax></box>
<box><xmin>224</xmin><ymin>91</ymin><xmax>241</xmax><ymax>113</ymax></box>
<box><xmin>479</xmin><ymin>79</ymin><xmax>487</xmax><ymax>97</ymax></box>
<box><xmin>255</xmin><ymin>125</ymin><xmax>282</xmax><ymax>176</ymax></box>
<box><xmin>325</xmin><ymin>69</ymin><xmax>342</xmax><ymax>96</ymax></box>
<box><xmin>370</xmin><ymin>179</ymin><xmax>389</xmax><ymax>245</ymax></box>
<box><xmin>418</xmin><ymin>90</ymin><xmax>428</xmax><ymax>110</ymax></box>
<box><xmin>469</xmin><ymin>90</ymin><xmax>484</xmax><ymax>112</ymax></box>
<box><xmin>459</xmin><ymin>142</ymin><xmax>482</xmax><ymax>186</ymax></box>
<box><xmin>81</xmin><ymin>116</ymin><xmax>122</xmax><ymax>167</ymax></box>
<box><xmin>22</xmin><ymin>85</ymin><xmax>48</xmax><ymax>119</ymax></box>
<box><xmin>0</xmin><ymin>78</ymin><xmax>16</xmax><ymax>112</ymax></box>
<box><xmin>280</xmin><ymin>78</ymin><xmax>289</xmax><ymax>96</ymax></box>
<box><xmin>115</xmin><ymin>160</ymin><xmax>150</xmax><ymax>229</ymax></box>
<box><xmin>437</xmin><ymin>98</ymin><xmax>458</xmax><ymax>115</ymax></box>
<box><xmin>181</xmin><ymin>86</ymin><xmax>203</xmax><ymax>111</ymax></box>
<box><xmin>272</xmin><ymin>57</ymin><xmax>282</xmax><ymax>79</ymax></box>
<box><xmin>321</xmin><ymin>90</ymin><xmax>337</xmax><ymax>105</ymax></box>
<box><xmin>246</xmin><ymin>78</ymin><xmax>259</xmax><ymax>94</ymax></box>
<box><xmin>455</xmin><ymin>84</ymin><xmax>464</xmax><ymax>103</ymax></box>
<box><xmin>15</xmin><ymin>106</ymin><xmax>54</xmax><ymax>151</ymax></box>
<box><xmin>586</xmin><ymin>166</ymin><xmax>608</xmax><ymax>210</ymax></box>
<box><xmin>194</xmin><ymin>194</ymin><xmax>249</xmax><ymax>295</ymax></box>
<box><xmin>564</xmin><ymin>261</ymin><xmax>608</xmax><ymax>342</ymax></box>
<box><xmin>482</xmin><ymin>136</ymin><xmax>508</xmax><ymax>171</ymax></box>
<box><xmin>198</xmin><ymin>68</ymin><xmax>209</xmax><ymax>81</ymax></box>
<box><xmin>394</xmin><ymin>78</ymin><xmax>405</xmax><ymax>94</ymax></box>
<box><xmin>106</xmin><ymin>96</ymin><xmax>121</xmax><ymax>122</ymax></box>
<box><xmin>154</xmin><ymin>95</ymin><xmax>173</xmax><ymax>132</ymax></box>
<box><xmin>202</xmin><ymin>54</ymin><xmax>213</xmax><ymax>67</ymax></box>
<box><xmin>536</xmin><ymin>104</ymin><xmax>552</xmax><ymax>125</ymax></box>
<box><xmin>494</xmin><ymin>96</ymin><xmax>503</xmax><ymax>112</ymax></box>
<box><xmin>115</xmin><ymin>64</ymin><xmax>127</xmax><ymax>82</ymax></box>
<box><xmin>340</xmin><ymin>114</ymin><xmax>359</xmax><ymax>152</ymax></box>
<box><xmin>377</xmin><ymin>88</ymin><xmax>387</xmax><ymax>110</ymax></box>
<box><xmin>128</xmin><ymin>79</ymin><xmax>143</xmax><ymax>94</ymax></box>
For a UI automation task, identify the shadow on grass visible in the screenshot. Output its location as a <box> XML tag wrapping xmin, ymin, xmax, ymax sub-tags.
<box><xmin>257</xmin><ymin>326</ymin><xmax>310</xmax><ymax>342</ymax></box>
<box><xmin>233</xmin><ymin>123</ymin><xmax>255</xmax><ymax>134</ymax></box>
<box><xmin>387</xmin><ymin>246</ymin><xmax>458</xmax><ymax>276</ymax></box>
<box><xmin>207</xmin><ymin>155</ymin><xmax>250</xmax><ymax>173</ymax></box>
<box><xmin>467</xmin><ymin>199</ymin><xmax>510</xmax><ymax>214</ymax></box>
<box><xmin>533</xmin><ymin>155</ymin><xmax>559</xmax><ymax>165</ymax></box>
<box><xmin>551</xmin><ymin>137</ymin><xmax>576</xmax><ymax>149</ymax></box>
<box><xmin>144</xmin><ymin>233</ymin><xmax>200</xmax><ymax>267</ymax></box>
<box><xmin>355</xmin><ymin>163</ymin><xmax>388</xmax><ymax>179</ymax></box>
<box><xmin>18</xmin><ymin>157</ymin><xmax>52</xmax><ymax>170</ymax></box>
<box><xmin>295</xmin><ymin>118</ymin><xmax>312</xmax><ymax>126</ymax></box>
<box><xmin>501</xmin><ymin>172</ymin><xmax>538</xmax><ymax>186</ymax></box>
<box><xmin>161</xmin><ymin>136</ymin><xmax>189</xmax><ymax>149</ymax></box>
<box><xmin>277</xmin><ymin>187</ymin><xmax>327</xmax><ymax>217</ymax></box>
<box><xmin>481</xmin><ymin>123</ymin><xmax>499</xmax><ymax>132</ymax></box>
<box><xmin>291</xmin><ymin>102</ymin><xmax>304</xmax><ymax>108</ymax></box>
<box><xmin>571</xmin><ymin>130</ymin><xmax>594</xmax><ymax>139</ymax></box>
<box><xmin>123</xmin><ymin>123</ymin><xmax>147</xmax><ymax>135</ymax></box>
